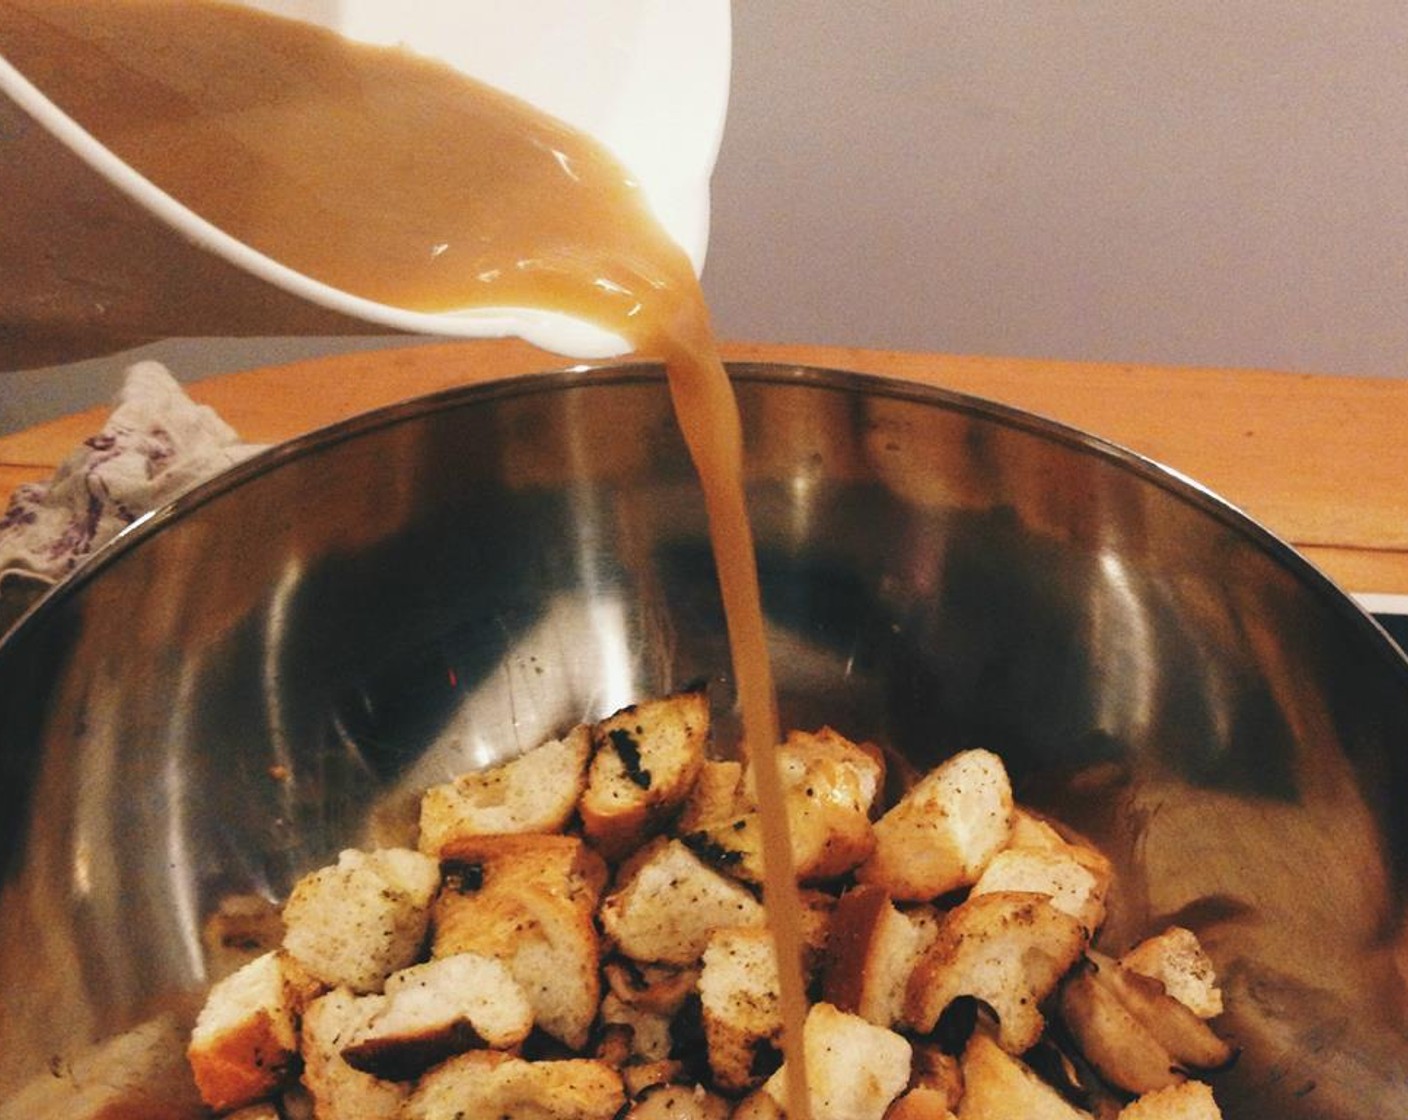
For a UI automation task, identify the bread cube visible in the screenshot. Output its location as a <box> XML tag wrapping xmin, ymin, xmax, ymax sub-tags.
<box><xmin>699</xmin><ymin>927</ymin><xmax>783</xmax><ymax>1092</ymax></box>
<box><xmin>431</xmin><ymin>882</ymin><xmax>601</xmax><ymax>1051</ymax></box>
<box><xmin>1118</xmin><ymin>1081</ymin><xmax>1223</xmax><ymax>1120</ymax></box>
<box><xmin>956</xmin><ymin>1029</ymin><xmax>1093</xmax><ymax>1119</ymax></box>
<box><xmin>678</xmin><ymin>757</ymin><xmax>749</xmax><ymax>831</ymax></box>
<box><xmin>684</xmin><ymin>727</ymin><xmax>882</xmax><ymax>886</ymax></box>
<box><xmin>906</xmin><ymin>891</ymin><xmax>1086</xmax><ymax>1053</ymax></box>
<box><xmin>402</xmin><ymin>1051</ymin><xmax>625</xmax><ymax>1120</ymax></box>
<box><xmin>858</xmin><ymin>749</ymin><xmax>1013</xmax><ymax>900</ymax></box>
<box><xmin>187</xmin><ymin>951</ymin><xmax>303</xmax><ymax>1112</ymax></box>
<box><xmin>340</xmin><ymin>952</ymin><xmax>534</xmax><ymax>1080</ymax></box>
<box><xmin>417</xmin><ymin>724</ymin><xmax>591</xmax><ymax>855</ymax></box>
<box><xmin>971</xmin><ymin>847</ymin><xmax>1107</xmax><ymax>935</ymax></box>
<box><xmin>300</xmin><ymin>988</ymin><xmax>407</xmax><ymax>1120</ymax></box>
<box><xmin>282</xmin><ymin>848</ymin><xmax>439</xmax><ymax>993</ymax></box>
<box><xmin>436</xmin><ymin>832</ymin><xmax>608</xmax><ymax>914</ymax></box>
<box><xmin>1060</xmin><ymin>951</ymin><xmax>1233</xmax><ymax>1093</ymax></box>
<box><xmin>599</xmin><ymin>838</ymin><xmax>765</xmax><ymax>965</ymax></box>
<box><xmin>624</xmin><ymin>1082</ymin><xmax>733</xmax><ymax>1120</ymax></box>
<box><xmin>761</xmin><ymin>1002</ymin><xmax>911</xmax><ymax>1120</ymax></box>
<box><xmin>580</xmin><ymin>690</ymin><xmax>709</xmax><ymax>860</ymax></box>
<box><xmin>822</xmin><ymin>883</ymin><xmax>935</xmax><ymax>1029</ymax></box>
<box><xmin>1119</xmin><ymin>927</ymin><xmax>1223</xmax><ymax>1019</ymax></box>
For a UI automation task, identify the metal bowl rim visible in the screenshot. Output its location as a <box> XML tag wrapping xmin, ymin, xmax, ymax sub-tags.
<box><xmin>3</xmin><ymin>360</ymin><xmax>1404</xmax><ymax>688</ymax></box>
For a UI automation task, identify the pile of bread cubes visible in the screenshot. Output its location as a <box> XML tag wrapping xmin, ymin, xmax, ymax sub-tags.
<box><xmin>188</xmin><ymin>687</ymin><xmax>1235</xmax><ymax>1120</ymax></box>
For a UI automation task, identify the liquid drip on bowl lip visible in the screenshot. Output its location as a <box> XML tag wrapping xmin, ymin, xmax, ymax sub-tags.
<box><xmin>0</xmin><ymin>1</ymin><xmax>813</xmax><ymax>1114</ymax></box>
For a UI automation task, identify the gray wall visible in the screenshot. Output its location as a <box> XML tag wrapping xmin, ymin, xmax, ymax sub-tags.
<box><xmin>702</xmin><ymin>1</ymin><xmax>1408</xmax><ymax>377</ymax></box>
<box><xmin>5</xmin><ymin>2</ymin><xmax>1406</xmax><ymax>434</ymax></box>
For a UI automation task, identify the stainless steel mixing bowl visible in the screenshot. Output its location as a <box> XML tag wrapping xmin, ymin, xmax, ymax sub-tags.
<box><xmin>1</xmin><ymin>363</ymin><xmax>1405</xmax><ymax>1117</ymax></box>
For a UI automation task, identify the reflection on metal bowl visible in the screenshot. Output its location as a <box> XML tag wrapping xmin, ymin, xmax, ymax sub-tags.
<box><xmin>1</xmin><ymin>363</ymin><xmax>1405</xmax><ymax>1117</ymax></box>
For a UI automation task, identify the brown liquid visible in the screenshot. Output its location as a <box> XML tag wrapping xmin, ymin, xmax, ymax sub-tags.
<box><xmin>0</xmin><ymin>1</ymin><xmax>813</xmax><ymax>1114</ymax></box>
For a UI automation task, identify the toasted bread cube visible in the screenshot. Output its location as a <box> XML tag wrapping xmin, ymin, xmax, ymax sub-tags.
<box><xmin>1007</xmin><ymin>808</ymin><xmax>1082</xmax><ymax>852</ymax></box>
<box><xmin>621</xmin><ymin>1060</ymin><xmax>687</xmax><ymax>1098</ymax></box>
<box><xmin>733</xmin><ymin>1088</ymin><xmax>786</xmax><ymax>1120</ymax></box>
<box><xmin>1058</xmin><ymin>958</ymin><xmax>1186</xmax><ymax>1097</ymax></box>
<box><xmin>797</xmin><ymin>887</ymin><xmax>839</xmax><ymax>967</ymax></box>
<box><xmin>340</xmin><ymin>953</ymin><xmax>534</xmax><ymax>1080</ymax></box>
<box><xmin>188</xmin><ymin>951</ymin><xmax>301</xmax><ymax>1113</ymax></box>
<box><xmin>431</xmin><ymin>835</ymin><xmax>606</xmax><ymax>1048</ymax></box>
<box><xmin>761</xmin><ymin>1002</ymin><xmax>911</xmax><ymax>1120</ymax></box>
<box><xmin>1120</xmin><ymin>927</ymin><xmax>1224</xmax><ymax>1019</ymax></box>
<box><xmin>886</xmin><ymin>1088</ymin><xmax>959</xmax><ymax>1120</ymax></box>
<box><xmin>417</xmin><ymin>725</ymin><xmax>591</xmax><ymax>855</ymax></box>
<box><xmin>971</xmin><ymin>847</ymin><xmax>1107</xmax><ymax>935</ymax></box>
<box><xmin>282</xmin><ymin>848</ymin><xmax>439</xmax><ymax>993</ymax></box>
<box><xmin>1066</xmin><ymin>952</ymin><xmax>1234</xmax><ymax>1082</ymax></box>
<box><xmin>402</xmin><ymin>1051</ymin><xmax>625</xmax><ymax>1120</ymax></box>
<box><xmin>769</xmin><ymin>727</ymin><xmax>884</xmax><ymax>879</ymax></box>
<box><xmin>580</xmin><ymin>690</ymin><xmax>710</xmax><ymax>860</ymax></box>
<box><xmin>956</xmin><ymin>1030</ymin><xmax>1094</xmax><ymax>1119</ymax></box>
<box><xmin>678</xmin><ymin>757</ymin><xmax>749</xmax><ymax>830</ymax></box>
<box><xmin>300</xmin><ymin>988</ymin><xmax>407</xmax><ymax>1120</ymax></box>
<box><xmin>685</xmin><ymin>729</ymin><xmax>882</xmax><ymax>886</ymax></box>
<box><xmin>431</xmin><ymin>883</ymin><xmax>601</xmax><ymax>1051</ymax></box>
<box><xmin>600</xmin><ymin>838</ymin><xmax>766</xmax><ymax>964</ymax></box>
<box><xmin>1118</xmin><ymin>1081</ymin><xmax>1223</xmax><ymax>1120</ymax></box>
<box><xmin>1005</xmin><ymin>809</ymin><xmax>1114</xmax><ymax>908</ymax></box>
<box><xmin>437</xmin><ymin>832</ymin><xmax>608</xmax><ymax>915</ymax></box>
<box><xmin>822</xmin><ymin>883</ymin><xmax>933</xmax><ymax>1029</ymax></box>
<box><xmin>700</xmin><ymin>927</ymin><xmax>783</xmax><ymax>1092</ymax></box>
<box><xmin>906</xmin><ymin>891</ymin><xmax>1087</xmax><ymax>1053</ymax></box>
<box><xmin>858</xmin><ymin>749</ymin><xmax>1013</xmax><ymax>900</ymax></box>
<box><xmin>1008</xmin><ymin>808</ymin><xmax>1110</xmax><ymax>865</ymax></box>
<box><xmin>768</xmin><ymin>727</ymin><xmax>886</xmax><ymax>805</ymax></box>
<box><xmin>1099</xmin><ymin>953</ymin><xmax>1230</xmax><ymax>1070</ymax></box>
<box><xmin>625</xmin><ymin>1082</ymin><xmax>733</xmax><ymax>1120</ymax></box>
<box><xmin>678</xmin><ymin>813</ymin><xmax>764</xmax><ymax>881</ymax></box>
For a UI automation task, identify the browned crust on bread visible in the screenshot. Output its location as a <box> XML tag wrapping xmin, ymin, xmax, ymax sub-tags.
<box><xmin>430</xmin><ymin>882</ymin><xmax>601</xmax><ymax>1050</ymax></box>
<box><xmin>906</xmin><ymin>891</ymin><xmax>1086</xmax><ymax>1053</ymax></box>
<box><xmin>402</xmin><ymin>1051</ymin><xmax>625</xmax><ymax>1120</ymax></box>
<box><xmin>437</xmin><ymin>832</ymin><xmax>608</xmax><ymax>914</ymax></box>
<box><xmin>417</xmin><ymin>725</ymin><xmax>592</xmax><ymax>856</ymax></box>
<box><xmin>580</xmin><ymin>690</ymin><xmax>709</xmax><ymax>861</ymax></box>
<box><xmin>187</xmin><ymin>953</ymin><xmax>301</xmax><ymax>1113</ymax></box>
<box><xmin>820</xmin><ymin>883</ymin><xmax>890</xmax><ymax>1015</ymax></box>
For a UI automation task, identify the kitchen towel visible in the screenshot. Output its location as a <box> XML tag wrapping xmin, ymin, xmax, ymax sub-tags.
<box><xmin>0</xmin><ymin>361</ymin><xmax>263</xmax><ymax>628</ymax></box>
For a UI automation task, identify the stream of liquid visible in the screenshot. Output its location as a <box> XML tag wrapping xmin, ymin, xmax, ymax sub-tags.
<box><xmin>0</xmin><ymin>1</ymin><xmax>813</xmax><ymax>1114</ymax></box>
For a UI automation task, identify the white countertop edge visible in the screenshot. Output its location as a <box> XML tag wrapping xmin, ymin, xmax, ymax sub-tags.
<box><xmin>1351</xmin><ymin>592</ymin><xmax>1408</xmax><ymax>616</ymax></box>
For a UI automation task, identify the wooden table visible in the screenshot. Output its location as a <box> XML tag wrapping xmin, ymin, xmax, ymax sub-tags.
<box><xmin>3</xmin><ymin>338</ymin><xmax>1406</xmax><ymax>593</ymax></box>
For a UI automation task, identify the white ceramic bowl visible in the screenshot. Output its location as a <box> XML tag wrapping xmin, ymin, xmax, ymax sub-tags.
<box><xmin>0</xmin><ymin>0</ymin><xmax>730</xmax><ymax>357</ymax></box>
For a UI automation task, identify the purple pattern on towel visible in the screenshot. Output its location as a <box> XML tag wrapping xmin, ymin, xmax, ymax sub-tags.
<box><xmin>0</xmin><ymin>362</ymin><xmax>264</xmax><ymax>587</ymax></box>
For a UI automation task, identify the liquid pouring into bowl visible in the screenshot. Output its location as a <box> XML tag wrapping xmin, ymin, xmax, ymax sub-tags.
<box><xmin>0</xmin><ymin>1</ymin><xmax>815</xmax><ymax>1115</ymax></box>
